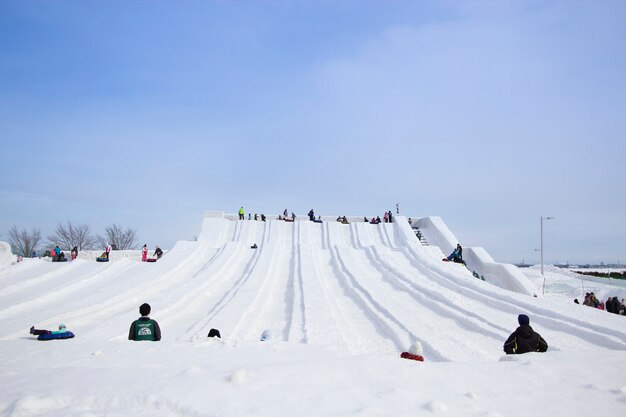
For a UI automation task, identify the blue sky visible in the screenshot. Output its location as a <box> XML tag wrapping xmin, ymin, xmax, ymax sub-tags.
<box><xmin>1</xmin><ymin>0</ymin><xmax>625</xmax><ymax>264</ymax></box>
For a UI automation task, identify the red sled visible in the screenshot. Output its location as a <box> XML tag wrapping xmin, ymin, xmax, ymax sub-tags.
<box><xmin>442</xmin><ymin>258</ymin><xmax>449</xmax><ymax>262</ymax></box>
<box><xmin>146</xmin><ymin>258</ymin><xmax>157</xmax><ymax>263</ymax></box>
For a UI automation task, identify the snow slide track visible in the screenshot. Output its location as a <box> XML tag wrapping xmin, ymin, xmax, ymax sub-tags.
<box><xmin>396</xmin><ymin>245</ymin><xmax>626</xmax><ymax>349</ymax></box>
<box><xmin>362</xmin><ymin>246</ymin><xmax>508</xmax><ymax>343</ymax></box>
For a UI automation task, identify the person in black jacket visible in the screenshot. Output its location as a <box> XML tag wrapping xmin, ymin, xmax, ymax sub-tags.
<box><xmin>153</xmin><ymin>246</ymin><xmax>163</xmax><ymax>259</ymax></box>
<box><xmin>129</xmin><ymin>303</ymin><xmax>161</xmax><ymax>341</ymax></box>
<box><xmin>503</xmin><ymin>314</ymin><xmax>548</xmax><ymax>354</ymax></box>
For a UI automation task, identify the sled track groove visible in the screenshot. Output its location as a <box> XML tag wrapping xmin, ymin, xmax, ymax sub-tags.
<box><xmin>394</xmin><ymin>244</ymin><xmax>626</xmax><ymax>349</ymax></box>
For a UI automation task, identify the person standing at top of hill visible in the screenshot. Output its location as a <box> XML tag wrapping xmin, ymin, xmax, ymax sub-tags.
<box><xmin>129</xmin><ymin>303</ymin><xmax>161</xmax><ymax>341</ymax></box>
<box><xmin>383</xmin><ymin>212</ymin><xmax>389</xmax><ymax>223</ymax></box>
<box><xmin>154</xmin><ymin>246</ymin><xmax>163</xmax><ymax>259</ymax></box>
<box><xmin>308</xmin><ymin>209</ymin><xmax>315</xmax><ymax>221</ymax></box>
<box><xmin>388</xmin><ymin>210</ymin><xmax>393</xmax><ymax>223</ymax></box>
<box><xmin>141</xmin><ymin>244</ymin><xmax>148</xmax><ymax>262</ymax></box>
<box><xmin>238</xmin><ymin>207</ymin><xmax>245</xmax><ymax>220</ymax></box>
<box><xmin>503</xmin><ymin>314</ymin><xmax>548</xmax><ymax>354</ymax></box>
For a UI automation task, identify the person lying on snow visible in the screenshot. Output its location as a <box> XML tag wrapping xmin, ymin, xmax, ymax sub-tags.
<box><xmin>400</xmin><ymin>341</ymin><xmax>424</xmax><ymax>362</ymax></box>
<box><xmin>503</xmin><ymin>314</ymin><xmax>548</xmax><ymax>354</ymax></box>
<box><xmin>30</xmin><ymin>324</ymin><xmax>74</xmax><ymax>339</ymax></box>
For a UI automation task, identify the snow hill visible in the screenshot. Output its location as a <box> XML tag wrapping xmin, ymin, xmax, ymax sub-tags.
<box><xmin>3</xmin><ymin>211</ymin><xmax>622</xmax><ymax>358</ymax></box>
<box><xmin>1</xmin><ymin>212</ymin><xmax>625</xmax><ymax>417</ymax></box>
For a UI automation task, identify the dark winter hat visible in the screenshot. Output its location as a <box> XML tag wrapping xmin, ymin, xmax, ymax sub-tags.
<box><xmin>518</xmin><ymin>314</ymin><xmax>530</xmax><ymax>326</ymax></box>
<box><xmin>207</xmin><ymin>328</ymin><xmax>221</xmax><ymax>338</ymax></box>
<box><xmin>139</xmin><ymin>303</ymin><xmax>151</xmax><ymax>316</ymax></box>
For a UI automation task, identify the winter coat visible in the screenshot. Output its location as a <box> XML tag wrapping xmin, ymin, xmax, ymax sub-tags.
<box><xmin>503</xmin><ymin>325</ymin><xmax>548</xmax><ymax>354</ymax></box>
<box><xmin>54</xmin><ymin>246</ymin><xmax>61</xmax><ymax>256</ymax></box>
<box><xmin>128</xmin><ymin>316</ymin><xmax>161</xmax><ymax>341</ymax></box>
<box><xmin>611</xmin><ymin>297</ymin><xmax>622</xmax><ymax>315</ymax></box>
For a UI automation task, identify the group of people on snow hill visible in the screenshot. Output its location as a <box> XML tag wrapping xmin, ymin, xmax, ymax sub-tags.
<box><xmin>605</xmin><ymin>296</ymin><xmax>625</xmax><ymax>315</ymax></box>
<box><xmin>401</xmin><ymin>313</ymin><xmax>549</xmax><ymax>362</ymax></box>
<box><xmin>581</xmin><ymin>293</ymin><xmax>625</xmax><ymax>315</ymax></box>
<box><xmin>141</xmin><ymin>244</ymin><xmax>163</xmax><ymax>262</ymax></box>
<box><xmin>31</xmin><ymin>305</ymin><xmax>550</xmax><ymax>358</ymax></box>
<box><xmin>50</xmin><ymin>244</ymin><xmax>66</xmax><ymax>262</ymax></box>
<box><xmin>30</xmin><ymin>303</ymin><xmax>162</xmax><ymax>342</ymax></box>
<box><xmin>237</xmin><ymin>207</ymin><xmax>267</xmax><ymax>222</ymax></box>
<box><xmin>583</xmin><ymin>292</ymin><xmax>600</xmax><ymax>307</ymax></box>
<box><xmin>237</xmin><ymin>208</ymin><xmax>398</xmax><ymax>224</ymax></box>
<box><xmin>279</xmin><ymin>209</ymin><xmax>295</xmax><ymax>221</ymax></box>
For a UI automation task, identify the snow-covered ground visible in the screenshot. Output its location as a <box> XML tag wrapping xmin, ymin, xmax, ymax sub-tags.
<box><xmin>0</xmin><ymin>215</ymin><xmax>625</xmax><ymax>417</ymax></box>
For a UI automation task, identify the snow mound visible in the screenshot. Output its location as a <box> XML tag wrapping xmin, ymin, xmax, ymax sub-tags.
<box><xmin>0</xmin><ymin>241</ymin><xmax>14</xmax><ymax>268</ymax></box>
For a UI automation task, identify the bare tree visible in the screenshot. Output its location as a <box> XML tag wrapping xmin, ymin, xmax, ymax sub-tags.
<box><xmin>47</xmin><ymin>220</ymin><xmax>96</xmax><ymax>250</ymax></box>
<box><xmin>7</xmin><ymin>225</ymin><xmax>42</xmax><ymax>257</ymax></box>
<box><xmin>97</xmin><ymin>224</ymin><xmax>138</xmax><ymax>250</ymax></box>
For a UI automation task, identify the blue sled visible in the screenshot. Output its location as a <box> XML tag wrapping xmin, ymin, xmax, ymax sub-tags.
<box><xmin>37</xmin><ymin>331</ymin><xmax>75</xmax><ymax>341</ymax></box>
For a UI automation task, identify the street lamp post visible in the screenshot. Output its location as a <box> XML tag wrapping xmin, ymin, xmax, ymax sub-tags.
<box><xmin>541</xmin><ymin>216</ymin><xmax>554</xmax><ymax>295</ymax></box>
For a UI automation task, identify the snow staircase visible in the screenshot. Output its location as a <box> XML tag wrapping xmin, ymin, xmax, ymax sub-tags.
<box><xmin>411</xmin><ymin>226</ymin><xmax>429</xmax><ymax>246</ymax></box>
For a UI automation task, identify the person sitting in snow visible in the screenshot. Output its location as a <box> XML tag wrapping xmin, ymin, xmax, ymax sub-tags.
<box><xmin>503</xmin><ymin>314</ymin><xmax>548</xmax><ymax>354</ymax></box>
<box><xmin>445</xmin><ymin>244</ymin><xmax>465</xmax><ymax>265</ymax></box>
<box><xmin>207</xmin><ymin>328</ymin><xmax>221</xmax><ymax>338</ymax></box>
<box><xmin>400</xmin><ymin>341</ymin><xmax>424</xmax><ymax>362</ymax></box>
<box><xmin>129</xmin><ymin>303</ymin><xmax>161</xmax><ymax>341</ymax></box>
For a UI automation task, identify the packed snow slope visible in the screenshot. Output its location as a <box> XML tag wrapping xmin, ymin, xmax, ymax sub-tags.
<box><xmin>2</xmin><ymin>212</ymin><xmax>625</xmax><ymax>360</ymax></box>
<box><xmin>1</xmin><ymin>212</ymin><xmax>626</xmax><ymax>417</ymax></box>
